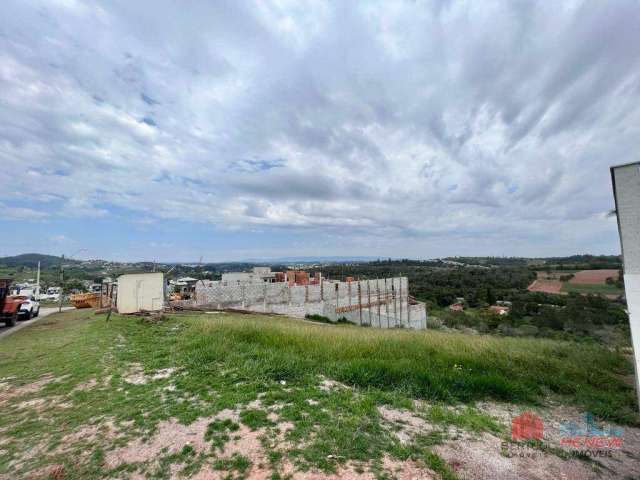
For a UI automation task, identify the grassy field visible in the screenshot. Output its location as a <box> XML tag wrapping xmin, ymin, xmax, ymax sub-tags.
<box><xmin>0</xmin><ymin>310</ymin><xmax>637</xmax><ymax>479</ymax></box>
<box><xmin>561</xmin><ymin>282</ymin><xmax>624</xmax><ymax>296</ymax></box>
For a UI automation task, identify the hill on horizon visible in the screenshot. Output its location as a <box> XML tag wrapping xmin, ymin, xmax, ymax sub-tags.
<box><xmin>0</xmin><ymin>253</ymin><xmax>80</xmax><ymax>269</ymax></box>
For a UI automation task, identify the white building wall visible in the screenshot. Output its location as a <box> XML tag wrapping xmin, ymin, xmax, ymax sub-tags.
<box><xmin>611</xmin><ymin>162</ymin><xmax>640</xmax><ymax>406</ymax></box>
<box><xmin>117</xmin><ymin>272</ymin><xmax>165</xmax><ymax>314</ymax></box>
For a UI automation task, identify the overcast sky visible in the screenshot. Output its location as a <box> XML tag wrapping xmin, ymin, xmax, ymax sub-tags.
<box><xmin>1</xmin><ymin>0</ymin><xmax>639</xmax><ymax>262</ymax></box>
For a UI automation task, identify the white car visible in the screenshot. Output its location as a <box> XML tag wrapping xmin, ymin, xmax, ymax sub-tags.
<box><xmin>16</xmin><ymin>294</ymin><xmax>40</xmax><ymax>320</ymax></box>
<box><xmin>41</xmin><ymin>287</ymin><xmax>61</xmax><ymax>301</ymax></box>
<box><xmin>11</xmin><ymin>285</ymin><xmax>41</xmax><ymax>320</ymax></box>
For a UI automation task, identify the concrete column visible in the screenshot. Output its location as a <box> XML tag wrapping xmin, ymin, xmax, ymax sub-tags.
<box><xmin>367</xmin><ymin>281</ymin><xmax>371</xmax><ymax>326</ymax></box>
<box><xmin>358</xmin><ymin>281</ymin><xmax>362</xmax><ymax>325</ymax></box>
<box><xmin>263</xmin><ymin>283</ymin><xmax>267</xmax><ymax>312</ymax></box>
<box><xmin>399</xmin><ymin>278</ymin><xmax>403</xmax><ymax>326</ymax></box>
<box><xmin>393</xmin><ymin>280</ymin><xmax>398</xmax><ymax>326</ymax></box>
<box><xmin>384</xmin><ymin>278</ymin><xmax>390</xmax><ymax>328</ymax></box>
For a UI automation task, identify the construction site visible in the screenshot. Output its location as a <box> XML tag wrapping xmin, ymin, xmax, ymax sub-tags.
<box><xmin>145</xmin><ymin>267</ymin><xmax>431</xmax><ymax>329</ymax></box>
<box><xmin>70</xmin><ymin>267</ymin><xmax>428</xmax><ymax>329</ymax></box>
<box><xmin>187</xmin><ymin>269</ymin><xmax>428</xmax><ymax>329</ymax></box>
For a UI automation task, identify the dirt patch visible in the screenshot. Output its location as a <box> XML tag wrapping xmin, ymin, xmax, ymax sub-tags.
<box><xmin>73</xmin><ymin>377</ymin><xmax>98</xmax><ymax>392</ymax></box>
<box><xmin>435</xmin><ymin>432</ymin><xmax>600</xmax><ymax>480</ymax></box>
<box><xmin>221</xmin><ymin>424</ymin><xmax>269</xmax><ymax>474</ymax></box>
<box><xmin>278</xmin><ymin>457</ymin><xmax>436</xmax><ymax>479</ymax></box>
<box><xmin>123</xmin><ymin>363</ymin><xmax>148</xmax><ymax>385</ymax></box>
<box><xmin>105</xmin><ymin>416</ymin><xmax>213</xmax><ymax>468</ymax></box>
<box><xmin>381</xmin><ymin>456</ymin><xmax>436</xmax><ymax>480</ymax></box>
<box><xmin>151</xmin><ymin>368</ymin><xmax>176</xmax><ymax>380</ymax></box>
<box><xmin>58</xmin><ymin>419</ymin><xmax>120</xmax><ymax>450</ymax></box>
<box><xmin>0</xmin><ymin>373</ymin><xmax>56</xmax><ymax>405</ymax></box>
<box><xmin>22</xmin><ymin>463</ymin><xmax>66</xmax><ymax>480</ymax></box>
<box><xmin>378</xmin><ymin>405</ymin><xmax>435</xmax><ymax>444</ymax></box>
<box><xmin>191</xmin><ymin>463</ymin><xmax>407</xmax><ymax>480</ymax></box>
<box><xmin>318</xmin><ymin>376</ymin><xmax>350</xmax><ymax>392</ymax></box>
<box><xmin>0</xmin><ymin>373</ymin><xmax>66</xmax><ymax>408</ymax></box>
<box><xmin>123</xmin><ymin>364</ymin><xmax>177</xmax><ymax>385</ymax></box>
<box><xmin>527</xmin><ymin>279</ymin><xmax>564</xmax><ymax>294</ymax></box>
<box><xmin>105</xmin><ymin>409</ymin><xmax>242</xmax><ymax>471</ymax></box>
<box><xmin>16</xmin><ymin>398</ymin><xmax>48</xmax><ymax>410</ymax></box>
<box><xmin>3</xmin><ymin>437</ymin><xmax>49</xmax><ymax>473</ymax></box>
<box><xmin>570</xmin><ymin>269</ymin><xmax>619</xmax><ymax>285</ymax></box>
<box><xmin>474</xmin><ymin>401</ymin><xmax>640</xmax><ymax>479</ymax></box>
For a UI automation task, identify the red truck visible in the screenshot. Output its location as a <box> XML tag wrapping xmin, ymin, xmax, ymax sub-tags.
<box><xmin>0</xmin><ymin>278</ymin><xmax>28</xmax><ymax>327</ymax></box>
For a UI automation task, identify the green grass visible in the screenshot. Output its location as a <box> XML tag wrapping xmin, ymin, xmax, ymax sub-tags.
<box><xmin>561</xmin><ymin>282</ymin><xmax>624</xmax><ymax>296</ymax></box>
<box><xmin>0</xmin><ymin>310</ymin><xmax>636</xmax><ymax>479</ymax></box>
<box><xmin>184</xmin><ymin>314</ymin><xmax>635</xmax><ymax>422</ymax></box>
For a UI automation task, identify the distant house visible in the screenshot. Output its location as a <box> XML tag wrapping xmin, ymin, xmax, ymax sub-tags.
<box><xmin>449</xmin><ymin>303</ymin><xmax>464</xmax><ymax>312</ymax></box>
<box><xmin>221</xmin><ymin>267</ymin><xmax>277</xmax><ymax>285</ymax></box>
<box><xmin>489</xmin><ymin>305</ymin><xmax>510</xmax><ymax>315</ymax></box>
<box><xmin>169</xmin><ymin>277</ymin><xmax>199</xmax><ymax>299</ymax></box>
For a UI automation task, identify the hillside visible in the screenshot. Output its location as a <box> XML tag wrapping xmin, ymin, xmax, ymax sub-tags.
<box><xmin>0</xmin><ymin>253</ymin><xmax>77</xmax><ymax>269</ymax></box>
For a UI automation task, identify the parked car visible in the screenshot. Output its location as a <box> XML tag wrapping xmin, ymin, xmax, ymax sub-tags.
<box><xmin>10</xmin><ymin>284</ymin><xmax>41</xmax><ymax>320</ymax></box>
<box><xmin>40</xmin><ymin>286</ymin><xmax>61</xmax><ymax>301</ymax></box>
<box><xmin>14</xmin><ymin>294</ymin><xmax>40</xmax><ymax>320</ymax></box>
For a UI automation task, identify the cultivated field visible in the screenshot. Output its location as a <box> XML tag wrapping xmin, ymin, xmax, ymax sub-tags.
<box><xmin>527</xmin><ymin>272</ymin><xmax>564</xmax><ymax>294</ymax></box>
<box><xmin>569</xmin><ymin>270</ymin><xmax>619</xmax><ymax>284</ymax></box>
<box><xmin>0</xmin><ymin>310</ymin><xmax>638</xmax><ymax>479</ymax></box>
<box><xmin>529</xmin><ymin>270</ymin><xmax>624</xmax><ymax>297</ymax></box>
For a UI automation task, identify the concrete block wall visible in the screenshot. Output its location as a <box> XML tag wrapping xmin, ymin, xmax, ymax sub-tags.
<box><xmin>193</xmin><ymin>276</ymin><xmax>427</xmax><ymax>330</ymax></box>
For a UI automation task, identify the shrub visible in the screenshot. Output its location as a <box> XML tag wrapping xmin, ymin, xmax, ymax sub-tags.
<box><xmin>427</xmin><ymin>316</ymin><xmax>444</xmax><ymax>329</ymax></box>
<box><xmin>305</xmin><ymin>314</ymin><xmax>334</xmax><ymax>324</ymax></box>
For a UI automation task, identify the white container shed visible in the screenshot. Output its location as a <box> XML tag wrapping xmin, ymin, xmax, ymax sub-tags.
<box><xmin>117</xmin><ymin>272</ymin><xmax>165</xmax><ymax>314</ymax></box>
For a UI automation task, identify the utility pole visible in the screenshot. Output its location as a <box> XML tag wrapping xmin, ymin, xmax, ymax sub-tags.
<box><xmin>58</xmin><ymin>255</ymin><xmax>64</xmax><ymax>313</ymax></box>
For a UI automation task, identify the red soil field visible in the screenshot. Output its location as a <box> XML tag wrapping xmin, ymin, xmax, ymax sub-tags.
<box><xmin>527</xmin><ymin>279</ymin><xmax>563</xmax><ymax>294</ymax></box>
<box><xmin>569</xmin><ymin>269</ymin><xmax>619</xmax><ymax>285</ymax></box>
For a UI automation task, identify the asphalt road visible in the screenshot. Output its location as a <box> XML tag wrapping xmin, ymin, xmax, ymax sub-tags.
<box><xmin>0</xmin><ymin>307</ymin><xmax>74</xmax><ymax>339</ymax></box>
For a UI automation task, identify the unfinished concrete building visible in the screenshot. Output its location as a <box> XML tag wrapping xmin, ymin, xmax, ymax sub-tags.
<box><xmin>221</xmin><ymin>267</ymin><xmax>277</xmax><ymax>285</ymax></box>
<box><xmin>189</xmin><ymin>277</ymin><xmax>427</xmax><ymax>329</ymax></box>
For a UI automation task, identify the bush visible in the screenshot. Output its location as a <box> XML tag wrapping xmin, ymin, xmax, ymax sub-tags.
<box><xmin>516</xmin><ymin>325</ymin><xmax>539</xmax><ymax>337</ymax></box>
<box><xmin>427</xmin><ymin>316</ymin><xmax>444</xmax><ymax>329</ymax></box>
<box><xmin>305</xmin><ymin>314</ymin><xmax>334</xmax><ymax>324</ymax></box>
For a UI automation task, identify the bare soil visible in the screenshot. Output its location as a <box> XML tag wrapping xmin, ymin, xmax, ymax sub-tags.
<box><xmin>4</xmin><ymin>376</ymin><xmax>639</xmax><ymax>480</ymax></box>
<box><xmin>527</xmin><ymin>279</ymin><xmax>564</xmax><ymax>294</ymax></box>
<box><xmin>569</xmin><ymin>269</ymin><xmax>619</xmax><ymax>285</ymax></box>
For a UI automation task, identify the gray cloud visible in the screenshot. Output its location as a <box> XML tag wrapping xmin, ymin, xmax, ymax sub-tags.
<box><xmin>1</xmin><ymin>0</ymin><xmax>639</xmax><ymax>257</ymax></box>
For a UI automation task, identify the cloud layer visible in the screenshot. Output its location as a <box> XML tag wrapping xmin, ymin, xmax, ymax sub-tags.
<box><xmin>1</xmin><ymin>0</ymin><xmax>639</xmax><ymax>259</ymax></box>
